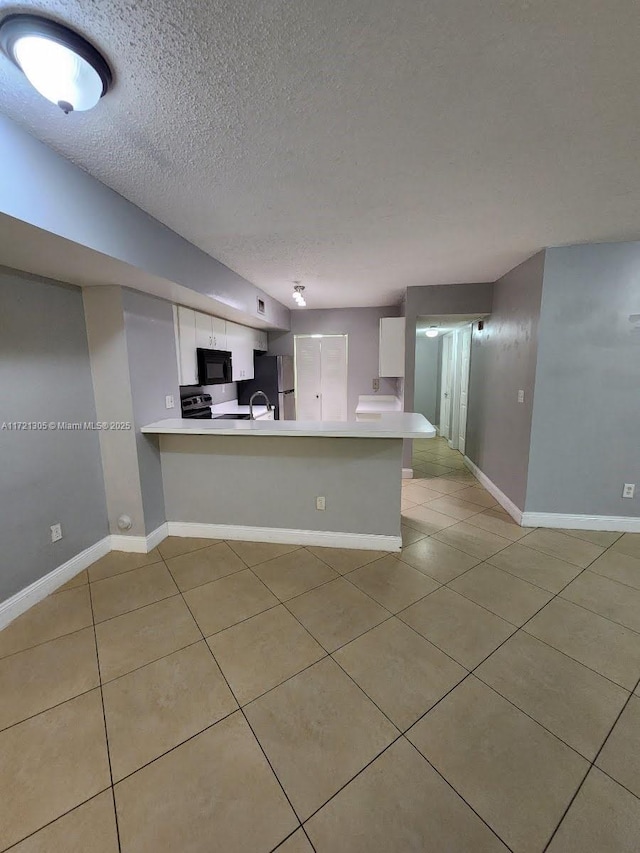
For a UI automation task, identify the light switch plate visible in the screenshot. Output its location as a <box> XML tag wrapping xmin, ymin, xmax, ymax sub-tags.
<box><xmin>517</xmin><ymin>390</ymin><xmax>525</xmax><ymax>403</ymax></box>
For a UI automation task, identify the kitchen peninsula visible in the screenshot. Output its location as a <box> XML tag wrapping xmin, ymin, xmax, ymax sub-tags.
<box><xmin>142</xmin><ymin>413</ymin><xmax>434</xmax><ymax>551</ymax></box>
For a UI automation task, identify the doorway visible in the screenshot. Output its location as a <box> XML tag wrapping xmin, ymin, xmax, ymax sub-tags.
<box><xmin>414</xmin><ymin>315</ymin><xmax>481</xmax><ymax>450</ymax></box>
<box><xmin>294</xmin><ymin>335</ymin><xmax>348</xmax><ymax>421</ymax></box>
<box><xmin>439</xmin><ymin>324</ymin><xmax>472</xmax><ymax>450</ymax></box>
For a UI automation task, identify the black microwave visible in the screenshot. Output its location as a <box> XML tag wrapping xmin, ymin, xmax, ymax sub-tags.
<box><xmin>197</xmin><ymin>348</ymin><xmax>233</xmax><ymax>385</ymax></box>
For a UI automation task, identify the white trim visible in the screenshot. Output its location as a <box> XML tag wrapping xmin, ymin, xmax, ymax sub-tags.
<box><xmin>521</xmin><ymin>513</ymin><xmax>640</xmax><ymax>533</ymax></box>
<box><xmin>463</xmin><ymin>457</ymin><xmax>640</xmax><ymax>533</ymax></box>
<box><xmin>110</xmin><ymin>523</ymin><xmax>168</xmax><ymax>553</ymax></box>
<box><xmin>0</xmin><ymin>537</ymin><xmax>111</xmax><ymax>631</ymax></box>
<box><xmin>402</xmin><ymin>468</ymin><xmax>413</xmax><ymax>479</ymax></box>
<box><xmin>167</xmin><ymin>521</ymin><xmax>401</xmax><ymax>552</ymax></box>
<box><xmin>463</xmin><ymin>456</ymin><xmax>524</xmax><ymax>524</ymax></box>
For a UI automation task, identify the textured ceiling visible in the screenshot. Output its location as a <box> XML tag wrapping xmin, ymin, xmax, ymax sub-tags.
<box><xmin>1</xmin><ymin>0</ymin><xmax>640</xmax><ymax>309</ymax></box>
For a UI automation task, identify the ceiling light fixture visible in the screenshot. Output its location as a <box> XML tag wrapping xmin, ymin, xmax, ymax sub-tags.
<box><xmin>425</xmin><ymin>327</ymin><xmax>439</xmax><ymax>338</ymax></box>
<box><xmin>0</xmin><ymin>14</ymin><xmax>112</xmax><ymax>113</ymax></box>
<box><xmin>292</xmin><ymin>283</ymin><xmax>306</xmax><ymax>308</ymax></box>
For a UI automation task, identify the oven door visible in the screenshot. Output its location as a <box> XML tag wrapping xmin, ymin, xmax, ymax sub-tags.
<box><xmin>197</xmin><ymin>349</ymin><xmax>232</xmax><ymax>385</ymax></box>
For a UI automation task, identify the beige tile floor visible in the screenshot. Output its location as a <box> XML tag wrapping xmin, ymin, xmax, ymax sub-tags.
<box><xmin>1</xmin><ymin>436</ymin><xmax>640</xmax><ymax>851</ymax></box>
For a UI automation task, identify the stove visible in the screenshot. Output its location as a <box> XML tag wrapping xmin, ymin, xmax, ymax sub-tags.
<box><xmin>181</xmin><ymin>393</ymin><xmax>213</xmax><ymax>419</ymax></box>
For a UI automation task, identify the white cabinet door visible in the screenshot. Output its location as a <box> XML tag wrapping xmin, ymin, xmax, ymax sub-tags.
<box><xmin>295</xmin><ymin>337</ymin><xmax>322</xmax><ymax>420</ymax></box>
<box><xmin>254</xmin><ymin>329</ymin><xmax>268</xmax><ymax>351</ymax></box>
<box><xmin>212</xmin><ymin>317</ymin><xmax>227</xmax><ymax>350</ymax></box>
<box><xmin>379</xmin><ymin>317</ymin><xmax>405</xmax><ymax>377</ymax></box>
<box><xmin>177</xmin><ymin>306</ymin><xmax>198</xmax><ymax>385</ymax></box>
<box><xmin>226</xmin><ymin>322</ymin><xmax>254</xmax><ymax>381</ymax></box>
<box><xmin>320</xmin><ymin>335</ymin><xmax>348</xmax><ymax>421</ymax></box>
<box><xmin>195</xmin><ymin>312</ymin><xmax>213</xmax><ymax>349</ymax></box>
<box><xmin>241</xmin><ymin>324</ymin><xmax>255</xmax><ymax>379</ymax></box>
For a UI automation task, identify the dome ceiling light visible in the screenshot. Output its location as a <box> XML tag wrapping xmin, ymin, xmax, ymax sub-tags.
<box><xmin>425</xmin><ymin>326</ymin><xmax>439</xmax><ymax>338</ymax></box>
<box><xmin>0</xmin><ymin>14</ymin><xmax>112</xmax><ymax>114</ymax></box>
<box><xmin>292</xmin><ymin>283</ymin><xmax>306</xmax><ymax>307</ymax></box>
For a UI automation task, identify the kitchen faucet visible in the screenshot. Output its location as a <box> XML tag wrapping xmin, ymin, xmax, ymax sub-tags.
<box><xmin>249</xmin><ymin>390</ymin><xmax>272</xmax><ymax>420</ymax></box>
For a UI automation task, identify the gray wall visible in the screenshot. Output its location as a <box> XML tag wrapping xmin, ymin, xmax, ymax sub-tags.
<box><xmin>0</xmin><ymin>114</ymin><xmax>289</xmax><ymax>331</ymax></box>
<box><xmin>403</xmin><ymin>283</ymin><xmax>494</xmax><ymax>466</ymax></box>
<box><xmin>122</xmin><ymin>289</ymin><xmax>181</xmax><ymax>534</ymax></box>
<box><xmin>0</xmin><ymin>268</ymin><xmax>108</xmax><ymax>600</ymax></box>
<box><xmin>465</xmin><ymin>252</ymin><xmax>545</xmax><ymax>510</ymax></box>
<box><xmin>83</xmin><ymin>287</ymin><xmax>146</xmax><ymax>536</ymax></box>
<box><xmin>414</xmin><ymin>336</ymin><xmax>441</xmax><ymax>424</ymax></box>
<box><xmin>160</xmin><ymin>435</ymin><xmax>402</xmax><ymax>537</ymax></box>
<box><xmin>526</xmin><ymin>243</ymin><xmax>640</xmax><ymax>517</ymax></box>
<box><xmin>268</xmin><ymin>307</ymin><xmax>400</xmax><ymax>419</ymax></box>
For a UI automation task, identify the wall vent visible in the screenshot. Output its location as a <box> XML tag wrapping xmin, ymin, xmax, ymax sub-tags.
<box><xmin>257</xmin><ymin>297</ymin><xmax>266</xmax><ymax>315</ymax></box>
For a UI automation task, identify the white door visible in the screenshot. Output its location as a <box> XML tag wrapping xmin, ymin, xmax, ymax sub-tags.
<box><xmin>458</xmin><ymin>327</ymin><xmax>472</xmax><ymax>454</ymax></box>
<box><xmin>294</xmin><ymin>335</ymin><xmax>348</xmax><ymax>421</ymax></box>
<box><xmin>439</xmin><ymin>334</ymin><xmax>453</xmax><ymax>438</ymax></box>
<box><xmin>320</xmin><ymin>335</ymin><xmax>348</xmax><ymax>420</ymax></box>
<box><xmin>295</xmin><ymin>337</ymin><xmax>322</xmax><ymax>420</ymax></box>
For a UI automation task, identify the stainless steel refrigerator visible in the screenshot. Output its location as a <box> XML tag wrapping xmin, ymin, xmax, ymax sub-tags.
<box><xmin>237</xmin><ymin>355</ymin><xmax>295</xmax><ymax>419</ymax></box>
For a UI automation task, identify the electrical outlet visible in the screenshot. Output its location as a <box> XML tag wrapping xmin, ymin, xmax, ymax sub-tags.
<box><xmin>165</xmin><ymin>395</ymin><xmax>175</xmax><ymax>409</ymax></box>
<box><xmin>50</xmin><ymin>523</ymin><xmax>63</xmax><ymax>543</ymax></box>
<box><xmin>316</xmin><ymin>496</ymin><xmax>326</xmax><ymax>511</ymax></box>
<box><xmin>623</xmin><ymin>483</ymin><xmax>636</xmax><ymax>499</ymax></box>
<box><xmin>372</xmin><ymin>378</ymin><xmax>380</xmax><ymax>392</ymax></box>
<box><xmin>517</xmin><ymin>390</ymin><xmax>525</xmax><ymax>403</ymax></box>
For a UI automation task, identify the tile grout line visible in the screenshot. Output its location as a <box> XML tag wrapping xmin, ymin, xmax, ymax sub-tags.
<box><xmin>401</xmin><ymin>735</ymin><xmax>517</xmax><ymax>853</ymax></box>
<box><xmin>86</xmin><ymin>572</ymin><xmax>123</xmax><ymax>853</ymax></box>
<box><xmin>162</xmin><ymin>549</ymin><xmax>309</xmax><ymax>845</ymax></box>
<box><xmin>542</xmin><ymin>669</ymin><xmax>640</xmax><ymax>851</ymax></box>
<box><xmin>396</xmin><ymin>534</ymin><xmax>640</xmax><ymax>848</ymax></box>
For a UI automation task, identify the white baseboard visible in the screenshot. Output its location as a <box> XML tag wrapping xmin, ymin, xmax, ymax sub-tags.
<box><xmin>0</xmin><ymin>519</ymin><xmax>400</xmax><ymax>632</ymax></box>
<box><xmin>463</xmin><ymin>456</ymin><xmax>524</xmax><ymax>524</ymax></box>
<box><xmin>463</xmin><ymin>456</ymin><xmax>640</xmax><ymax>533</ymax></box>
<box><xmin>402</xmin><ymin>468</ymin><xmax>413</xmax><ymax>479</ymax></box>
<box><xmin>0</xmin><ymin>536</ymin><xmax>111</xmax><ymax>632</ymax></box>
<box><xmin>167</xmin><ymin>522</ymin><xmax>401</xmax><ymax>552</ymax></box>
<box><xmin>521</xmin><ymin>513</ymin><xmax>640</xmax><ymax>533</ymax></box>
<box><xmin>110</xmin><ymin>523</ymin><xmax>168</xmax><ymax>553</ymax></box>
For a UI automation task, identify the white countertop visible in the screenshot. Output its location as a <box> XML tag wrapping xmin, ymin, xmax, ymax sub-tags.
<box><xmin>142</xmin><ymin>412</ymin><xmax>435</xmax><ymax>439</ymax></box>
<box><xmin>210</xmin><ymin>401</ymin><xmax>270</xmax><ymax>418</ymax></box>
<box><xmin>355</xmin><ymin>395</ymin><xmax>403</xmax><ymax>415</ymax></box>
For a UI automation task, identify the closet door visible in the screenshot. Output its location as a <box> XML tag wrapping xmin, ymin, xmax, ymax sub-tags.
<box><xmin>294</xmin><ymin>337</ymin><xmax>322</xmax><ymax>420</ymax></box>
<box><xmin>320</xmin><ymin>335</ymin><xmax>348</xmax><ymax>421</ymax></box>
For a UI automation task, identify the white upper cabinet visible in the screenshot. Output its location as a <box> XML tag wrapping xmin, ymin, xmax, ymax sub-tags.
<box><xmin>226</xmin><ymin>321</ymin><xmax>255</xmax><ymax>381</ymax></box>
<box><xmin>379</xmin><ymin>317</ymin><xmax>405</xmax><ymax>377</ymax></box>
<box><xmin>175</xmin><ymin>306</ymin><xmax>198</xmax><ymax>385</ymax></box>
<box><xmin>174</xmin><ymin>307</ymin><xmax>261</xmax><ymax>385</ymax></box>
<box><xmin>195</xmin><ymin>312</ymin><xmax>213</xmax><ymax>349</ymax></box>
<box><xmin>252</xmin><ymin>328</ymin><xmax>268</xmax><ymax>352</ymax></box>
<box><xmin>212</xmin><ymin>317</ymin><xmax>227</xmax><ymax>350</ymax></box>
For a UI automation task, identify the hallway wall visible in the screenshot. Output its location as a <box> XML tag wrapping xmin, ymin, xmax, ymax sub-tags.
<box><xmin>465</xmin><ymin>252</ymin><xmax>545</xmax><ymax>511</ymax></box>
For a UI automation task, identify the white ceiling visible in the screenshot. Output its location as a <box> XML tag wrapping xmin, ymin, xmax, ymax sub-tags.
<box><xmin>1</xmin><ymin>0</ymin><xmax>639</xmax><ymax>309</ymax></box>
